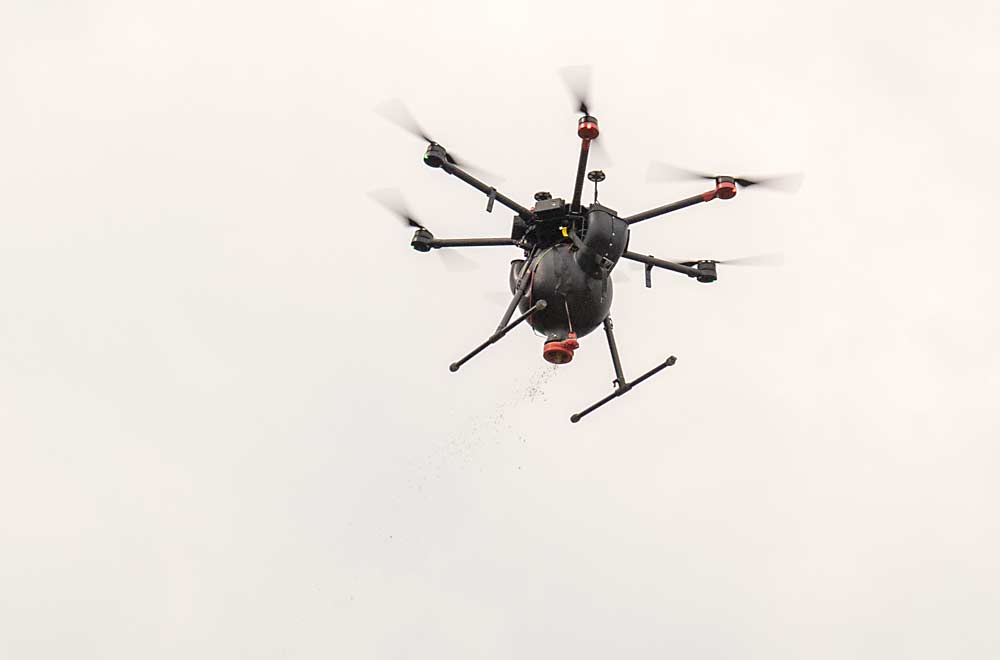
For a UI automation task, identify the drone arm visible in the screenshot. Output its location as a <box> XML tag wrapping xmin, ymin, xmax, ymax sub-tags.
<box><xmin>620</xmin><ymin>251</ymin><xmax>716</xmax><ymax>282</ymax></box>
<box><xmin>623</xmin><ymin>189</ymin><xmax>722</xmax><ymax>225</ymax></box>
<box><xmin>410</xmin><ymin>227</ymin><xmax>518</xmax><ymax>251</ymax></box>
<box><xmin>439</xmin><ymin>161</ymin><xmax>534</xmax><ymax>221</ymax></box>
<box><xmin>426</xmin><ymin>237</ymin><xmax>517</xmax><ymax>248</ymax></box>
<box><xmin>570</xmin><ymin>138</ymin><xmax>592</xmax><ymax>213</ymax></box>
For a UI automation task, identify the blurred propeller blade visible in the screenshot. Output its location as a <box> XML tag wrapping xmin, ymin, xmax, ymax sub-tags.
<box><xmin>376</xmin><ymin>99</ymin><xmax>504</xmax><ymax>182</ymax></box>
<box><xmin>369</xmin><ymin>189</ymin><xmax>482</xmax><ymax>271</ymax></box>
<box><xmin>647</xmin><ymin>161</ymin><xmax>715</xmax><ymax>183</ymax></box>
<box><xmin>559</xmin><ymin>65</ymin><xmax>593</xmax><ymax>116</ymax></box>
<box><xmin>444</xmin><ymin>152</ymin><xmax>505</xmax><ymax>183</ymax></box>
<box><xmin>375</xmin><ymin>99</ymin><xmax>435</xmax><ymax>143</ymax></box>
<box><xmin>716</xmin><ymin>253</ymin><xmax>785</xmax><ymax>267</ymax></box>
<box><xmin>559</xmin><ymin>66</ymin><xmax>613</xmax><ymax>166</ymax></box>
<box><xmin>368</xmin><ymin>188</ymin><xmax>426</xmax><ymax>230</ymax></box>
<box><xmin>590</xmin><ymin>137</ymin><xmax>613</xmax><ymax>167</ymax></box>
<box><xmin>674</xmin><ymin>253</ymin><xmax>785</xmax><ymax>267</ymax></box>
<box><xmin>648</xmin><ymin>162</ymin><xmax>803</xmax><ymax>192</ymax></box>
<box><xmin>436</xmin><ymin>249</ymin><xmax>479</xmax><ymax>273</ymax></box>
<box><xmin>733</xmin><ymin>173</ymin><xmax>804</xmax><ymax>193</ymax></box>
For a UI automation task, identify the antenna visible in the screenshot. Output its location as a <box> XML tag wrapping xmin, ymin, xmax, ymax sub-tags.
<box><xmin>588</xmin><ymin>170</ymin><xmax>606</xmax><ymax>203</ymax></box>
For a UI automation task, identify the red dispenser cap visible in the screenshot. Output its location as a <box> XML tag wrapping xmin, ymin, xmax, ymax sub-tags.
<box><xmin>543</xmin><ymin>333</ymin><xmax>580</xmax><ymax>365</ymax></box>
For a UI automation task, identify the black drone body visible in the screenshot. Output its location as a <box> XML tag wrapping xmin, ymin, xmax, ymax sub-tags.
<box><xmin>377</xmin><ymin>74</ymin><xmax>796</xmax><ymax>422</ymax></box>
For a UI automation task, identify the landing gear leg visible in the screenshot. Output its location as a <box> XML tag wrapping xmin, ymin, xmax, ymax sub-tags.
<box><xmin>449</xmin><ymin>300</ymin><xmax>547</xmax><ymax>373</ymax></box>
<box><xmin>496</xmin><ymin>247</ymin><xmax>537</xmax><ymax>333</ymax></box>
<box><xmin>569</xmin><ymin>317</ymin><xmax>677</xmax><ymax>423</ymax></box>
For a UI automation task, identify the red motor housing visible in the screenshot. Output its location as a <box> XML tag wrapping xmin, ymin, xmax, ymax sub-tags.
<box><xmin>716</xmin><ymin>178</ymin><xmax>737</xmax><ymax>200</ymax></box>
<box><xmin>577</xmin><ymin>116</ymin><xmax>599</xmax><ymax>140</ymax></box>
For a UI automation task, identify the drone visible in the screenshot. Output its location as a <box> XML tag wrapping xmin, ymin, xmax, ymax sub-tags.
<box><xmin>374</xmin><ymin>68</ymin><xmax>799</xmax><ymax>423</ymax></box>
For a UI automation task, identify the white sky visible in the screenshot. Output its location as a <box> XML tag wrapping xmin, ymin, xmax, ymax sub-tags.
<box><xmin>2</xmin><ymin>1</ymin><xmax>999</xmax><ymax>658</ymax></box>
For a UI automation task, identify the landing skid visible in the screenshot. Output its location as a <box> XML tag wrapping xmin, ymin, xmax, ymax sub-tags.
<box><xmin>570</xmin><ymin>317</ymin><xmax>677</xmax><ymax>423</ymax></box>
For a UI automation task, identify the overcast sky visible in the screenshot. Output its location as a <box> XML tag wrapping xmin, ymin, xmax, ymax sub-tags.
<box><xmin>2</xmin><ymin>1</ymin><xmax>999</xmax><ymax>658</ymax></box>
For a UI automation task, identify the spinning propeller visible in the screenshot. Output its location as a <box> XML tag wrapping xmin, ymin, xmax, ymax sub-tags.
<box><xmin>558</xmin><ymin>65</ymin><xmax>612</xmax><ymax>165</ymax></box>
<box><xmin>559</xmin><ymin>64</ymin><xmax>595</xmax><ymax>116</ymax></box>
<box><xmin>675</xmin><ymin>253</ymin><xmax>785</xmax><ymax>267</ymax></box>
<box><xmin>647</xmin><ymin>162</ymin><xmax>803</xmax><ymax>193</ymax></box>
<box><xmin>368</xmin><ymin>188</ymin><xmax>477</xmax><ymax>272</ymax></box>
<box><xmin>375</xmin><ymin>99</ymin><xmax>501</xmax><ymax>181</ymax></box>
<box><xmin>368</xmin><ymin>187</ymin><xmax>425</xmax><ymax>229</ymax></box>
<box><xmin>616</xmin><ymin>253</ymin><xmax>783</xmax><ymax>289</ymax></box>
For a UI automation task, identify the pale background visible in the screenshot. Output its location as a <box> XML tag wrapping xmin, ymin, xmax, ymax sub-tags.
<box><xmin>2</xmin><ymin>1</ymin><xmax>998</xmax><ymax>658</ymax></box>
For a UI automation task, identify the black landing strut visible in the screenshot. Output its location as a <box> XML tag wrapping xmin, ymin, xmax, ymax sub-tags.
<box><xmin>570</xmin><ymin>317</ymin><xmax>677</xmax><ymax>423</ymax></box>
